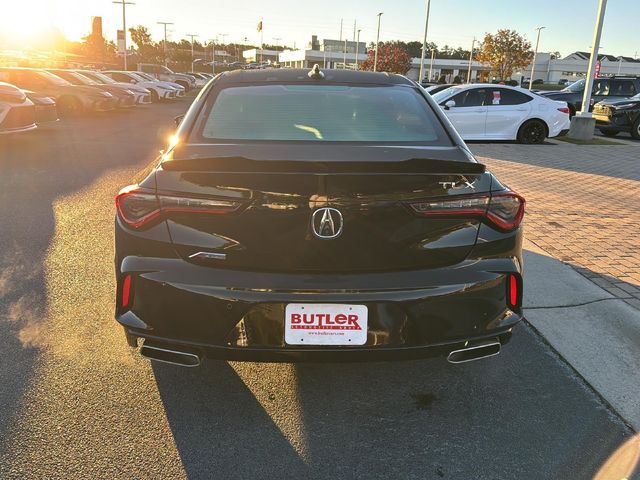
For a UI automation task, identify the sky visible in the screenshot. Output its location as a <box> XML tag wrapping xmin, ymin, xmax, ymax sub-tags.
<box><xmin>0</xmin><ymin>0</ymin><xmax>638</xmax><ymax>58</ymax></box>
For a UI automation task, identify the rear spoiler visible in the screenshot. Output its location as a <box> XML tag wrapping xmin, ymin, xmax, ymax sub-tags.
<box><xmin>161</xmin><ymin>157</ymin><xmax>486</xmax><ymax>174</ymax></box>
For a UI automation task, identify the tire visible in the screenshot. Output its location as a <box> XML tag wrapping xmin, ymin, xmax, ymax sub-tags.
<box><xmin>150</xmin><ymin>89</ymin><xmax>160</xmax><ymax>103</ymax></box>
<box><xmin>631</xmin><ymin>117</ymin><xmax>640</xmax><ymax>140</ymax></box>
<box><xmin>599</xmin><ymin>129</ymin><xmax>619</xmax><ymax>137</ymax></box>
<box><xmin>58</xmin><ymin>96</ymin><xmax>83</xmax><ymax>117</ymax></box>
<box><xmin>517</xmin><ymin>119</ymin><xmax>547</xmax><ymax>144</ymax></box>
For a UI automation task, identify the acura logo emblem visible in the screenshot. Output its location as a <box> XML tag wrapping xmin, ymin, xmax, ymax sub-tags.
<box><xmin>311</xmin><ymin>207</ymin><xmax>343</xmax><ymax>239</ymax></box>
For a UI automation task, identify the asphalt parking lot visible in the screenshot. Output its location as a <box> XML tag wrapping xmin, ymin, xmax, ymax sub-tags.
<box><xmin>0</xmin><ymin>98</ymin><xmax>637</xmax><ymax>479</ymax></box>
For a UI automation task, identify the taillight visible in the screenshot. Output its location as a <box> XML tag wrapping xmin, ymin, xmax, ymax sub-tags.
<box><xmin>506</xmin><ymin>273</ymin><xmax>521</xmax><ymax>310</ymax></box>
<box><xmin>558</xmin><ymin>107</ymin><xmax>570</xmax><ymax>114</ymax></box>
<box><xmin>408</xmin><ymin>190</ymin><xmax>525</xmax><ymax>231</ymax></box>
<box><xmin>121</xmin><ymin>273</ymin><xmax>133</xmax><ymax>309</ymax></box>
<box><xmin>115</xmin><ymin>185</ymin><xmax>242</xmax><ymax>229</ymax></box>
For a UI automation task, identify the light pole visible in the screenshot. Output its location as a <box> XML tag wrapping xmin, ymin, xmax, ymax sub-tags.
<box><xmin>466</xmin><ymin>37</ymin><xmax>475</xmax><ymax>83</ymax></box>
<box><xmin>418</xmin><ymin>0</ymin><xmax>432</xmax><ymax>84</ymax></box>
<box><xmin>209</xmin><ymin>39</ymin><xmax>216</xmax><ymax>74</ymax></box>
<box><xmin>580</xmin><ymin>0</ymin><xmax>607</xmax><ymax>117</ymax></box>
<box><xmin>569</xmin><ymin>0</ymin><xmax>608</xmax><ymax>140</ymax></box>
<box><xmin>186</xmin><ymin>33</ymin><xmax>198</xmax><ymax>71</ymax></box>
<box><xmin>355</xmin><ymin>29</ymin><xmax>361</xmax><ymax>70</ymax></box>
<box><xmin>344</xmin><ymin>39</ymin><xmax>347</xmax><ymax>68</ymax></box>
<box><xmin>273</xmin><ymin>37</ymin><xmax>281</xmax><ymax>65</ymax></box>
<box><xmin>374</xmin><ymin>12</ymin><xmax>383</xmax><ymax>72</ymax></box>
<box><xmin>112</xmin><ymin>0</ymin><xmax>135</xmax><ymax>70</ymax></box>
<box><xmin>529</xmin><ymin>26</ymin><xmax>545</xmax><ymax>90</ymax></box>
<box><xmin>157</xmin><ymin>21</ymin><xmax>173</xmax><ymax>67</ymax></box>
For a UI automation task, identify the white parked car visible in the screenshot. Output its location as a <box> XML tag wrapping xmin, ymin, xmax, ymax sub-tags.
<box><xmin>0</xmin><ymin>82</ymin><xmax>37</xmax><ymax>134</ymax></box>
<box><xmin>431</xmin><ymin>84</ymin><xmax>571</xmax><ymax>143</ymax></box>
<box><xmin>132</xmin><ymin>71</ymin><xmax>186</xmax><ymax>98</ymax></box>
<box><xmin>102</xmin><ymin>71</ymin><xmax>178</xmax><ymax>102</ymax></box>
<box><xmin>78</xmin><ymin>70</ymin><xmax>152</xmax><ymax>105</ymax></box>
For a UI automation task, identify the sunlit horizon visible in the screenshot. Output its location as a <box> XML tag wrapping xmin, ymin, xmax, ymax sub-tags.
<box><xmin>1</xmin><ymin>0</ymin><xmax>638</xmax><ymax>58</ymax></box>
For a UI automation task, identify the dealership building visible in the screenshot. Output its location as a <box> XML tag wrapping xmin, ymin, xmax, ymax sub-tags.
<box><xmin>244</xmin><ymin>37</ymin><xmax>640</xmax><ymax>84</ymax></box>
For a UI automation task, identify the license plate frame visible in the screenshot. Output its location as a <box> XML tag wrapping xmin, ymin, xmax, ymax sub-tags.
<box><xmin>284</xmin><ymin>303</ymin><xmax>368</xmax><ymax>346</ymax></box>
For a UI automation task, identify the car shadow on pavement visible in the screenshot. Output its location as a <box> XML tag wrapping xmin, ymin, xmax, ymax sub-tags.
<box><xmin>0</xmin><ymin>101</ymin><xmax>188</xmax><ymax>452</ymax></box>
<box><xmin>152</xmin><ymin>360</ymin><xmax>311</xmax><ymax>479</ymax></box>
<box><xmin>153</xmin><ymin>325</ymin><xmax>634</xmax><ymax>480</ymax></box>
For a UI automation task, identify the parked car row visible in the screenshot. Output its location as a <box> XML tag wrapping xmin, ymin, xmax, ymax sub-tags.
<box><xmin>0</xmin><ymin>66</ymin><xmax>205</xmax><ymax>135</ymax></box>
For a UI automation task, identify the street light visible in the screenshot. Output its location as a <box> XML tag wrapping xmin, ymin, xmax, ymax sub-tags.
<box><xmin>374</xmin><ymin>12</ymin><xmax>383</xmax><ymax>72</ymax></box>
<box><xmin>529</xmin><ymin>26</ymin><xmax>545</xmax><ymax>90</ymax></box>
<box><xmin>157</xmin><ymin>21</ymin><xmax>173</xmax><ymax>67</ymax></box>
<box><xmin>418</xmin><ymin>0</ymin><xmax>432</xmax><ymax>84</ymax></box>
<box><xmin>186</xmin><ymin>33</ymin><xmax>198</xmax><ymax>71</ymax></box>
<box><xmin>112</xmin><ymin>0</ymin><xmax>135</xmax><ymax>70</ymax></box>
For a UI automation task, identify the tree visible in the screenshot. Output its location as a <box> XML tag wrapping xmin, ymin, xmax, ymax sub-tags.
<box><xmin>361</xmin><ymin>42</ymin><xmax>411</xmax><ymax>74</ymax></box>
<box><xmin>129</xmin><ymin>25</ymin><xmax>163</xmax><ymax>64</ymax></box>
<box><xmin>475</xmin><ymin>29</ymin><xmax>533</xmax><ymax>80</ymax></box>
<box><xmin>80</xmin><ymin>32</ymin><xmax>117</xmax><ymax>65</ymax></box>
<box><xmin>550</xmin><ymin>51</ymin><xmax>562</xmax><ymax>60</ymax></box>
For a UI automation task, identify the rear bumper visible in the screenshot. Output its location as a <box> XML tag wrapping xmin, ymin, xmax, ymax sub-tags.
<box><xmin>115</xmin><ymin>255</ymin><xmax>523</xmax><ymax>362</ymax></box>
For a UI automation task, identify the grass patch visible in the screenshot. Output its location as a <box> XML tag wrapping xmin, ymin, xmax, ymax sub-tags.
<box><xmin>554</xmin><ymin>135</ymin><xmax>622</xmax><ymax>145</ymax></box>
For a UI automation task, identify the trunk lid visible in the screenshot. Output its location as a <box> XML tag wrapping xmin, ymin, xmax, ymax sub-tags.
<box><xmin>156</xmin><ymin>144</ymin><xmax>491</xmax><ymax>272</ymax></box>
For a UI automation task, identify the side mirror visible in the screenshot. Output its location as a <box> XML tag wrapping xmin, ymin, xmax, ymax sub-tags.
<box><xmin>130</xmin><ymin>79</ymin><xmax>136</xmax><ymax>84</ymax></box>
<box><xmin>444</xmin><ymin>100</ymin><xmax>456</xmax><ymax>110</ymax></box>
<box><xmin>174</xmin><ymin>114</ymin><xmax>185</xmax><ymax>127</ymax></box>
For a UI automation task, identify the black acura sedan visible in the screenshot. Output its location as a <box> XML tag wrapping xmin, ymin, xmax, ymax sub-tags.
<box><xmin>114</xmin><ymin>67</ymin><xmax>525</xmax><ymax>367</ymax></box>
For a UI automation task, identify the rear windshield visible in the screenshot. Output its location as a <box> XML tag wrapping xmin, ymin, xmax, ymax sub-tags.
<box><xmin>198</xmin><ymin>84</ymin><xmax>450</xmax><ymax>144</ymax></box>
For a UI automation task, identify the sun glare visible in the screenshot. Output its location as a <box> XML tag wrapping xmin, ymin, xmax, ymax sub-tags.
<box><xmin>0</xmin><ymin>0</ymin><xmax>103</xmax><ymax>47</ymax></box>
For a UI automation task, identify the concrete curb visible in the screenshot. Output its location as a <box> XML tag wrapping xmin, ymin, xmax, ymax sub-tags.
<box><xmin>524</xmin><ymin>239</ymin><xmax>640</xmax><ymax>430</ymax></box>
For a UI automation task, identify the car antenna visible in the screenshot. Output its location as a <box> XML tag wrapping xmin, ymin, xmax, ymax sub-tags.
<box><xmin>308</xmin><ymin>64</ymin><xmax>325</xmax><ymax>80</ymax></box>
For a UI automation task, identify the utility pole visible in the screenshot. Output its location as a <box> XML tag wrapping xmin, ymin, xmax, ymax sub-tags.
<box><xmin>353</xmin><ymin>20</ymin><xmax>356</xmax><ymax>42</ymax></box>
<box><xmin>157</xmin><ymin>21</ymin><xmax>173</xmax><ymax>67</ymax></box>
<box><xmin>466</xmin><ymin>37</ymin><xmax>476</xmax><ymax>83</ymax></box>
<box><xmin>355</xmin><ymin>29</ymin><xmax>361</xmax><ymax>70</ymax></box>
<box><xmin>418</xmin><ymin>0</ymin><xmax>432</xmax><ymax>85</ymax></box>
<box><xmin>374</xmin><ymin>12</ymin><xmax>383</xmax><ymax>72</ymax></box>
<box><xmin>339</xmin><ymin>18</ymin><xmax>343</xmax><ymax>41</ymax></box>
<box><xmin>429</xmin><ymin>48</ymin><xmax>435</xmax><ymax>82</ymax></box>
<box><xmin>112</xmin><ymin>0</ymin><xmax>135</xmax><ymax>70</ymax></box>
<box><xmin>186</xmin><ymin>33</ymin><xmax>198</xmax><ymax>71</ymax></box>
<box><xmin>529</xmin><ymin>26</ymin><xmax>545</xmax><ymax>90</ymax></box>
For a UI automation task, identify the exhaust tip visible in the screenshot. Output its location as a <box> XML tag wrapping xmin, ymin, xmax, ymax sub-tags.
<box><xmin>447</xmin><ymin>340</ymin><xmax>501</xmax><ymax>364</ymax></box>
<box><xmin>140</xmin><ymin>344</ymin><xmax>201</xmax><ymax>367</ymax></box>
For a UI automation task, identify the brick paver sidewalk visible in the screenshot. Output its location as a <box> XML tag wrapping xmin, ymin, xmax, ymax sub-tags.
<box><xmin>471</xmin><ymin>143</ymin><xmax>640</xmax><ymax>310</ymax></box>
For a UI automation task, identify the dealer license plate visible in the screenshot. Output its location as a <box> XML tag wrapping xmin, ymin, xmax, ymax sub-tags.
<box><xmin>284</xmin><ymin>304</ymin><xmax>368</xmax><ymax>346</ymax></box>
